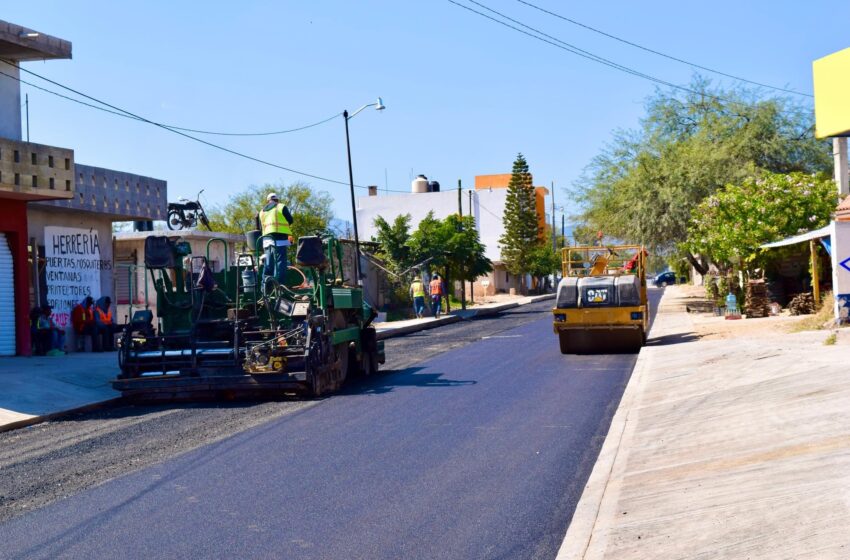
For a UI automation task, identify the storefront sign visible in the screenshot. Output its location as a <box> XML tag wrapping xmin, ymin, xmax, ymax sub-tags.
<box><xmin>44</xmin><ymin>226</ymin><xmax>110</xmax><ymax>328</ymax></box>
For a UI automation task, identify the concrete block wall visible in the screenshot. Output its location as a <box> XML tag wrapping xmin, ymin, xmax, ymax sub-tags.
<box><xmin>34</xmin><ymin>163</ymin><xmax>167</xmax><ymax>221</ymax></box>
<box><xmin>0</xmin><ymin>138</ymin><xmax>75</xmax><ymax>199</ymax></box>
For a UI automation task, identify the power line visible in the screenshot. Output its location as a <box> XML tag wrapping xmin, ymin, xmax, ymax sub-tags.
<box><xmin>449</xmin><ymin>0</ymin><xmax>736</xmax><ymax>104</ymax></box>
<box><xmin>1</xmin><ymin>68</ymin><xmax>341</xmax><ymax>138</ymax></box>
<box><xmin>515</xmin><ymin>0</ymin><xmax>812</xmax><ymax>98</ymax></box>
<box><xmin>0</xmin><ymin>58</ymin><xmax>394</xmax><ymax>192</ymax></box>
<box><xmin>162</xmin><ymin>112</ymin><xmax>342</xmax><ymax>136</ymax></box>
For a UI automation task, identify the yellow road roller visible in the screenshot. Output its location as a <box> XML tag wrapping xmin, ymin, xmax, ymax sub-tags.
<box><xmin>552</xmin><ymin>245</ymin><xmax>649</xmax><ymax>354</ymax></box>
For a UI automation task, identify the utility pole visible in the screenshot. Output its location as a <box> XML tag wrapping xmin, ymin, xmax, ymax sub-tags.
<box><xmin>25</xmin><ymin>94</ymin><xmax>29</xmax><ymax>142</ymax></box>
<box><xmin>834</xmin><ymin>138</ymin><xmax>849</xmax><ymax>196</ymax></box>
<box><xmin>551</xmin><ymin>181</ymin><xmax>556</xmax><ymax>252</ymax></box>
<box><xmin>458</xmin><ymin>179</ymin><xmax>466</xmax><ymax>310</ymax></box>
<box><xmin>468</xmin><ymin>190</ymin><xmax>474</xmax><ymax>305</ymax></box>
<box><xmin>561</xmin><ymin>214</ymin><xmax>566</xmax><ymax>247</ymax></box>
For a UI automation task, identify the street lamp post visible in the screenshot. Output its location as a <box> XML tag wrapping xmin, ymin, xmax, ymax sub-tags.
<box><xmin>343</xmin><ymin>97</ymin><xmax>385</xmax><ymax>286</ymax></box>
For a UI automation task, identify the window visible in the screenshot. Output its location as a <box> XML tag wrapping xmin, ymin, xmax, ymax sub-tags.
<box><xmin>65</xmin><ymin>158</ymin><xmax>70</xmax><ymax>170</ymax></box>
<box><xmin>49</xmin><ymin>177</ymin><xmax>55</xmax><ymax>189</ymax></box>
<box><xmin>48</xmin><ymin>155</ymin><xmax>54</xmax><ymax>168</ymax></box>
<box><xmin>31</xmin><ymin>153</ymin><xmax>37</xmax><ymax>165</ymax></box>
<box><xmin>32</xmin><ymin>175</ymin><xmax>38</xmax><ymax>188</ymax></box>
<box><xmin>14</xmin><ymin>173</ymin><xmax>19</xmax><ymax>185</ymax></box>
<box><xmin>65</xmin><ymin>180</ymin><xmax>71</xmax><ymax>191</ymax></box>
<box><xmin>505</xmin><ymin>271</ymin><xmax>509</xmax><ymax>282</ymax></box>
<box><xmin>114</xmin><ymin>259</ymin><xmax>138</xmax><ymax>304</ymax></box>
<box><xmin>13</xmin><ymin>150</ymin><xmax>19</xmax><ymax>163</ymax></box>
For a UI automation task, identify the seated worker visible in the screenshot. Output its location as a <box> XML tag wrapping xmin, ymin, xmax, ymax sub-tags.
<box><xmin>93</xmin><ymin>296</ymin><xmax>119</xmax><ymax>352</ymax></box>
<box><xmin>71</xmin><ymin>296</ymin><xmax>95</xmax><ymax>351</ymax></box>
<box><xmin>30</xmin><ymin>306</ymin><xmax>49</xmax><ymax>356</ymax></box>
<box><xmin>37</xmin><ymin>305</ymin><xmax>65</xmax><ymax>356</ymax></box>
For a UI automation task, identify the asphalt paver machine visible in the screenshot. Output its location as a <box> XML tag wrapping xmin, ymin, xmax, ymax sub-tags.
<box><xmin>552</xmin><ymin>245</ymin><xmax>649</xmax><ymax>354</ymax></box>
<box><xmin>113</xmin><ymin>232</ymin><xmax>384</xmax><ymax>399</ymax></box>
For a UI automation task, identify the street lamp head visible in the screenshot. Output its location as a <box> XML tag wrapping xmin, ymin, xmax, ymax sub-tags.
<box><xmin>375</xmin><ymin>97</ymin><xmax>386</xmax><ymax>111</ymax></box>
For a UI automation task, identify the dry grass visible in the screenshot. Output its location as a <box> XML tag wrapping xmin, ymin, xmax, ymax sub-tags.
<box><xmin>787</xmin><ymin>292</ymin><xmax>835</xmax><ymax>333</ymax></box>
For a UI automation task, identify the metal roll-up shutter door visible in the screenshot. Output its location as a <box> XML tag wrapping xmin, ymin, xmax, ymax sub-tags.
<box><xmin>0</xmin><ymin>233</ymin><xmax>15</xmax><ymax>355</ymax></box>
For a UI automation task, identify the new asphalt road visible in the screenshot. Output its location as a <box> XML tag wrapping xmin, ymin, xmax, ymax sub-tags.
<box><xmin>0</xmin><ymin>293</ymin><xmax>660</xmax><ymax>559</ymax></box>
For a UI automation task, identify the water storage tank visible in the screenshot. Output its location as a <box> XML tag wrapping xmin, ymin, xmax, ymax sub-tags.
<box><xmin>411</xmin><ymin>174</ymin><xmax>429</xmax><ymax>193</ymax></box>
<box><xmin>429</xmin><ymin>181</ymin><xmax>440</xmax><ymax>192</ymax></box>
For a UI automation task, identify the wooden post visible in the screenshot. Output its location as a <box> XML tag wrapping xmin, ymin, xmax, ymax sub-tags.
<box><xmin>810</xmin><ymin>238</ymin><xmax>821</xmax><ymax>306</ymax></box>
<box><xmin>458</xmin><ymin>179</ymin><xmax>465</xmax><ymax>310</ymax></box>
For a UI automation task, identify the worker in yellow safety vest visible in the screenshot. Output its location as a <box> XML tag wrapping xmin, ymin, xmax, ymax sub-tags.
<box><xmin>255</xmin><ymin>192</ymin><xmax>294</xmax><ymax>285</ymax></box>
<box><xmin>410</xmin><ymin>275</ymin><xmax>426</xmax><ymax>318</ymax></box>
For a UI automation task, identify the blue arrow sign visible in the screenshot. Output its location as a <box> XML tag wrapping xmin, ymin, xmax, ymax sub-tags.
<box><xmin>841</xmin><ymin>256</ymin><xmax>850</xmax><ymax>273</ymax></box>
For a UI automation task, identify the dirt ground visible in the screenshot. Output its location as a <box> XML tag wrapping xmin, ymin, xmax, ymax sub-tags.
<box><xmin>663</xmin><ymin>285</ymin><xmax>849</xmax><ymax>344</ymax></box>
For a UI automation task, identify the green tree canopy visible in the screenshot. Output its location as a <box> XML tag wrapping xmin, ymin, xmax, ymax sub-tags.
<box><xmin>206</xmin><ymin>182</ymin><xmax>334</xmax><ymax>241</ymax></box>
<box><xmin>499</xmin><ymin>153</ymin><xmax>540</xmax><ymax>287</ymax></box>
<box><xmin>407</xmin><ymin>211</ymin><xmax>447</xmax><ymax>268</ymax></box>
<box><xmin>685</xmin><ymin>171</ymin><xmax>838</xmax><ymax>271</ymax></box>
<box><xmin>371</xmin><ymin>211</ymin><xmax>492</xmax><ymax>284</ymax></box>
<box><xmin>573</xmin><ymin>78</ymin><xmax>831</xmax><ymax>273</ymax></box>
<box><xmin>371</xmin><ymin>213</ymin><xmax>414</xmax><ymax>275</ymax></box>
<box><xmin>443</xmin><ymin>214</ymin><xmax>493</xmax><ymax>283</ymax></box>
<box><xmin>527</xmin><ymin>244</ymin><xmax>561</xmax><ymax>283</ymax></box>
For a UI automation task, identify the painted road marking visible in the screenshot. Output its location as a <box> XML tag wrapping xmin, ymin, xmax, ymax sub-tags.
<box><xmin>481</xmin><ymin>335</ymin><xmax>522</xmax><ymax>339</ymax></box>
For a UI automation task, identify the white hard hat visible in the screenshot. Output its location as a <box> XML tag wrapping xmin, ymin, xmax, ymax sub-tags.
<box><xmin>267</xmin><ymin>192</ymin><xmax>279</xmax><ymax>201</ymax></box>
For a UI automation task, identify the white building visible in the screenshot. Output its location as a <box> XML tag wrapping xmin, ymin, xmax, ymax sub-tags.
<box><xmin>356</xmin><ymin>174</ymin><xmax>552</xmax><ymax>296</ymax></box>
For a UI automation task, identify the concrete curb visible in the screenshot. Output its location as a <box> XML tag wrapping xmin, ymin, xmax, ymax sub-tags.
<box><xmin>0</xmin><ymin>397</ymin><xmax>123</xmax><ymax>434</ymax></box>
<box><xmin>375</xmin><ymin>293</ymin><xmax>554</xmax><ymax>341</ymax></box>
<box><xmin>375</xmin><ymin>315</ymin><xmax>463</xmax><ymax>340</ymax></box>
<box><xmin>555</xmin><ymin>290</ymin><xmax>673</xmax><ymax>560</ymax></box>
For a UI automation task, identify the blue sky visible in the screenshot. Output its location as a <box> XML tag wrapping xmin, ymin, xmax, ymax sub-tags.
<box><xmin>5</xmin><ymin>1</ymin><xmax>849</xmax><ymax>223</ymax></box>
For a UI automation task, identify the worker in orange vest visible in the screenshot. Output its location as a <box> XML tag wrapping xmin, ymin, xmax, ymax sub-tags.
<box><xmin>429</xmin><ymin>274</ymin><xmax>444</xmax><ymax>318</ymax></box>
<box><xmin>71</xmin><ymin>296</ymin><xmax>95</xmax><ymax>351</ymax></box>
<box><xmin>93</xmin><ymin>296</ymin><xmax>118</xmax><ymax>352</ymax></box>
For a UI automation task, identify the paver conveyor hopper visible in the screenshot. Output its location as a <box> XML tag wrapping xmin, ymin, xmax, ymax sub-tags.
<box><xmin>113</xmin><ymin>232</ymin><xmax>384</xmax><ymax>400</ymax></box>
<box><xmin>552</xmin><ymin>245</ymin><xmax>649</xmax><ymax>353</ymax></box>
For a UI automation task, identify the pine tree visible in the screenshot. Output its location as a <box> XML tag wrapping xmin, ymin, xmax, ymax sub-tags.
<box><xmin>499</xmin><ymin>153</ymin><xmax>540</xmax><ymax>292</ymax></box>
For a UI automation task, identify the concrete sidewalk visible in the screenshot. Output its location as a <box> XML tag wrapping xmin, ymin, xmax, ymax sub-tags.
<box><xmin>559</xmin><ymin>286</ymin><xmax>850</xmax><ymax>559</ymax></box>
<box><xmin>0</xmin><ymin>352</ymin><xmax>122</xmax><ymax>432</ymax></box>
<box><xmin>0</xmin><ymin>293</ymin><xmax>554</xmax><ymax>432</ymax></box>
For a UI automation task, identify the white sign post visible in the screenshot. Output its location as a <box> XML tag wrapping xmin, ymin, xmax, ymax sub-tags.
<box><xmin>44</xmin><ymin>226</ymin><xmax>107</xmax><ymax>328</ymax></box>
<box><xmin>832</xmin><ymin>221</ymin><xmax>850</xmax><ymax>323</ymax></box>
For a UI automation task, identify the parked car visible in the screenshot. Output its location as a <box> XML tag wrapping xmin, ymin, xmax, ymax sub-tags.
<box><xmin>653</xmin><ymin>271</ymin><xmax>677</xmax><ymax>287</ymax></box>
